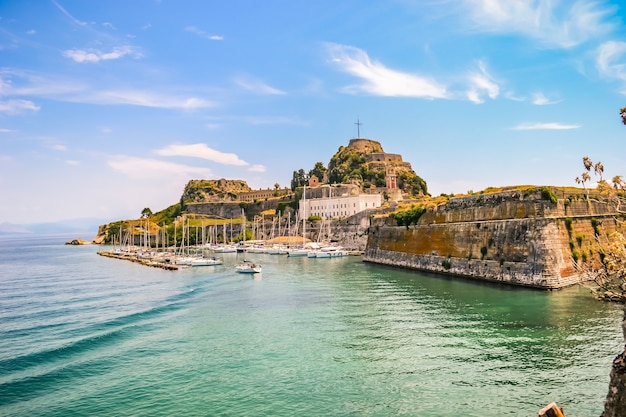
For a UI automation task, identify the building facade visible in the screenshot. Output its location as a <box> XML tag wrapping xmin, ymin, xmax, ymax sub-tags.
<box><xmin>299</xmin><ymin>184</ymin><xmax>382</xmax><ymax>220</ymax></box>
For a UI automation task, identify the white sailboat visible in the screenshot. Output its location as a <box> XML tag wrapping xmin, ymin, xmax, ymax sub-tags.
<box><xmin>235</xmin><ymin>208</ymin><xmax>262</xmax><ymax>273</ymax></box>
<box><xmin>288</xmin><ymin>185</ymin><xmax>310</xmax><ymax>257</ymax></box>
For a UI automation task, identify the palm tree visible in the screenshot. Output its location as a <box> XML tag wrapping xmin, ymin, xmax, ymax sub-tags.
<box><xmin>612</xmin><ymin>175</ymin><xmax>624</xmax><ymax>191</ymax></box>
<box><xmin>594</xmin><ymin>161</ymin><xmax>605</xmax><ymax>181</ymax></box>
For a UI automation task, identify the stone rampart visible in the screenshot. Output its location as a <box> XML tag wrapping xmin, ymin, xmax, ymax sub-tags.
<box><xmin>364</xmin><ymin>192</ymin><xmax>624</xmax><ymax>289</ymax></box>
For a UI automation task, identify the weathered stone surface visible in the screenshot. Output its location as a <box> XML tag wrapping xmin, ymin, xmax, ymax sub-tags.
<box><xmin>364</xmin><ymin>191</ymin><xmax>623</xmax><ymax>289</ymax></box>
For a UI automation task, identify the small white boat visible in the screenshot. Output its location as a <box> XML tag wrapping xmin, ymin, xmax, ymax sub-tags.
<box><xmin>235</xmin><ymin>260</ymin><xmax>262</xmax><ymax>274</ymax></box>
<box><xmin>190</xmin><ymin>256</ymin><xmax>223</xmax><ymax>266</ymax></box>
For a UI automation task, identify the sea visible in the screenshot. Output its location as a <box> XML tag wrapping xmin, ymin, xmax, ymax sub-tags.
<box><xmin>0</xmin><ymin>235</ymin><xmax>624</xmax><ymax>417</ymax></box>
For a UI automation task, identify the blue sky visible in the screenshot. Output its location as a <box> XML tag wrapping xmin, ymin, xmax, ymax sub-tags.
<box><xmin>2</xmin><ymin>0</ymin><xmax>626</xmax><ymax>224</ymax></box>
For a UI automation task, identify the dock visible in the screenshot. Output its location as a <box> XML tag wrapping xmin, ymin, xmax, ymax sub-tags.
<box><xmin>97</xmin><ymin>250</ymin><xmax>179</xmax><ymax>270</ymax></box>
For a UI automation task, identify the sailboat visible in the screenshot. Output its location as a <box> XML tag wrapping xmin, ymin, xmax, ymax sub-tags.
<box><xmin>235</xmin><ymin>208</ymin><xmax>262</xmax><ymax>273</ymax></box>
<box><xmin>288</xmin><ymin>184</ymin><xmax>310</xmax><ymax>257</ymax></box>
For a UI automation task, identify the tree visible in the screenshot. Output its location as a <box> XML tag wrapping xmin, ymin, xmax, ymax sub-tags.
<box><xmin>290</xmin><ymin>169</ymin><xmax>308</xmax><ymax>191</ymax></box>
<box><xmin>141</xmin><ymin>207</ymin><xmax>153</xmax><ymax>218</ymax></box>
<box><xmin>308</xmin><ymin>162</ymin><xmax>327</xmax><ymax>182</ymax></box>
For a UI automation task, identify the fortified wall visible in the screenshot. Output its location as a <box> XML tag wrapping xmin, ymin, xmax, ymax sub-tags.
<box><xmin>364</xmin><ymin>189</ymin><xmax>624</xmax><ymax>289</ymax></box>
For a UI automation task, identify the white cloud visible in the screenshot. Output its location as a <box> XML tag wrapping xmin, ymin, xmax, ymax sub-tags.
<box><xmin>511</xmin><ymin>122</ymin><xmax>581</xmax><ymax>130</ymax></box>
<box><xmin>64</xmin><ymin>89</ymin><xmax>213</xmax><ymax>109</ymax></box>
<box><xmin>0</xmin><ymin>99</ymin><xmax>40</xmax><ymax>114</ymax></box>
<box><xmin>465</xmin><ymin>61</ymin><xmax>499</xmax><ymax>104</ymax></box>
<box><xmin>51</xmin><ymin>144</ymin><xmax>67</xmax><ymax>151</ymax></box>
<box><xmin>0</xmin><ymin>71</ymin><xmax>214</xmax><ymax>110</ymax></box>
<box><xmin>65</xmin><ymin>160</ymin><xmax>80</xmax><ymax>166</ymax></box>
<box><xmin>234</xmin><ymin>76</ymin><xmax>286</xmax><ymax>95</ymax></box>
<box><xmin>108</xmin><ymin>155</ymin><xmax>214</xmax><ymax>180</ymax></box>
<box><xmin>185</xmin><ymin>26</ymin><xmax>224</xmax><ymax>41</ymax></box>
<box><xmin>248</xmin><ymin>165</ymin><xmax>266</xmax><ymax>173</ymax></box>
<box><xmin>326</xmin><ymin>43</ymin><xmax>447</xmax><ymax>99</ymax></box>
<box><xmin>460</xmin><ymin>0</ymin><xmax>617</xmax><ymax>48</ymax></box>
<box><xmin>155</xmin><ymin>143</ymin><xmax>249</xmax><ymax>166</ymax></box>
<box><xmin>26</xmin><ymin>29</ymin><xmax>36</xmax><ymax>35</ymax></box>
<box><xmin>531</xmin><ymin>92</ymin><xmax>561</xmax><ymax>105</ymax></box>
<box><xmin>0</xmin><ymin>128</ymin><xmax>15</xmax><ymax>133</ymax></box>
<box><xmin>596</xmin><ymin>41</ymin><xmax>626</xmax><ymax>86</ymax></box>
<box><xmin>63</xmin><ymin>46</ymin><xmax>140</xmax><ymax>63</ymax></box>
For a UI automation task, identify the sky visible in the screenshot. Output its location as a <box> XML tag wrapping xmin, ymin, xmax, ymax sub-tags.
<box><xmin>2</xmin><ymin>0</ymin><xmax>626</xmax><ymax>225</ymax></box>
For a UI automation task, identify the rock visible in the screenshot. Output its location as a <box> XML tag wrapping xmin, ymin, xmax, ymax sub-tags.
<box><xmin>65</xmin><ymin>238</ymin><xmax>91</xmax><ymax>245</ymax></box>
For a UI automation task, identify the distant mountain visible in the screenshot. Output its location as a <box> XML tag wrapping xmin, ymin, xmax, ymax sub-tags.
<box><xmin>0</xmin><ymin>218</ymin><xmax>108</xmax><ymax>237</ymax></box>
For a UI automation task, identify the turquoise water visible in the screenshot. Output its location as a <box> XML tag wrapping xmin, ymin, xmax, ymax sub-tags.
<box><xmin>0</xmin><ymin>236</ymin><xmax>623</xmax><ymax>417</ymax></box>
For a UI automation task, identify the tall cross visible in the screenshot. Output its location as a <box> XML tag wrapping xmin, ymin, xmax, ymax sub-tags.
<box><xmin>355</xmin><ymin>118</ymin><xmax>362</xmax><ymax>138</ymax></box>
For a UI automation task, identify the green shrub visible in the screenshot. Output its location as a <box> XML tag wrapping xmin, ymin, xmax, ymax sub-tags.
<box><xmin>576</xmin><ymin>234</ymin><xmax>584</xmax><ymax>247</ymax></box>
<box><xmin>442</xmin><ymin>259</ymin><xmax>451</xmax><ymax>270</ymax></box>
<box><xmin>565</xmin><ymin>217</ymin><xmax>573</xmax><ymax>231</ymax></box>
<box><xmin>480</xmin><ymin>246</ymin><xmax>488</xmax><ymax>259</ymax></box>
<box><xmin>540</xmin><ymin>187</ymin><xmax>558</xmax><ymax>204</ymax></box>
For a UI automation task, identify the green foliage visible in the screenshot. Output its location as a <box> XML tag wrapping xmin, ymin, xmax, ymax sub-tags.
<box><xmin>308</xmin><ymin>215</ymin><xmax>322</xmax><ymax>221</ymax></box>
<box><xmin>308</xmin><ymin>162</ymin><xmax>327</xmax><ymax>182</ymax></box>
<box><xmin>291</xmin><ymin>169</ymin><xmax>308</xmax><ymax>191</ymax></box>
<box><xmin>591</xmin><ymin>217</ymin><xmax>601</xmax><ymax>237</ymax></box>
<box><xmin>239</xmin><ymin>202</ymin><xmax>249</xmax><ymax>209</ymax></box>
<box><xmin>390</xmin><ymin>205</ymin><xmax>426</xmax><ymax>228</ymax></box>
<box><xmin>565</xmin><ymin>217</ymin><xmax>573</xmax><ymax>232</ymax></box>
<box><xmin>569</xmin><ymin>241</ymin><xmax>575</xmax><ymax>251</ymax></box>
<box><xmin>397</xmin><ymin>171</ymin><xmax>428</xmax><ymax>196</ymax></box>
<box><xmin>151</xmin><ymin>203</ymin><xmax>182</xmax><ymax>226</ymax></box>
<box><xmin>540</xmin><ymin>187</ymin><xmax>558</xmax><ymax>204</ymax></box>
<box><xmin>488</xmin><ymin>237</ymin><xmax>495</xmax><ymax>248</ymax></box>
<box><xmin>582</xmin><ymin>252</ymin><xmax>588</xmax><ymax>263</ymax></box>
<box><xmin>576</xmin><ymin>234</ymin><xmax>584</xmax><ymax>247</ymax></box>
<box><xmin>441</xmin><ymin>259</ymin><xmax>451</xmax><ymax>270</ymax></box>
<box><xmin>480</xmin><ymin>246</ymin><xmax>488</xmax><ymax>259</ymax></box>
<box><xmin>572</xmin><ymin>251</ymin><xmax>580</xmax><ymax>262</ymax></box>
<box><xmin>141</xmin><ymin>207</ymin><xmax>153</xmax><ymax>218</ymax></box>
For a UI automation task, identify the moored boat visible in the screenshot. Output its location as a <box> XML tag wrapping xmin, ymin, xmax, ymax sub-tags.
<box><xmin>235</xmin><ymin>260</ymin><xmax>262</xmax><ymax>274</ymax></box>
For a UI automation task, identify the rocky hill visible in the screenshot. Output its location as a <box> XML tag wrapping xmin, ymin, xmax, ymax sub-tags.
<box><xmin>181</xmin><ymin>179</ymin><xmax>252</xmax><ymax>203</ymax></box>
<box><xmin>326</xmin><ymin>138</ymin><xmax>428</xmax><ymax>196</ymax></box>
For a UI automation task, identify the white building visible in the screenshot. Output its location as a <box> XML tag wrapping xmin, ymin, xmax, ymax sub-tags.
<box><xmin>299</xmin><ymin>184</ymin><xmax>382</xmax><ymax>220</ymax></box>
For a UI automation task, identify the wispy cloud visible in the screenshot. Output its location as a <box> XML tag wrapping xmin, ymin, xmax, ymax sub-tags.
<box><xmin>531</xmin><ymin>92</ymin><xmax>561</xmax><ymax>105</ymax></box>
<box><xmin>184</xmin><ymin>26</ymin><xmax>223</xmax><ymax>41</ymax></box>
<box><xmin>63</xmin><ymin>46</ymin><xmax>141</xmax><ymax>63</ymax></box>
<box><xmin>52</xmin><ymin>0</ymin><xmax>88</xmax><ymax>27</ymax></box>
<box><xmin>460</xmin><ymin>0</ymin><xmax>618</xmax><ymax>48</ymax></box>
<box><xmin>234</xmin><ymin>76</ymin><xmax>286</xmax><ymax>95</ymax></box>
<box><xmin>108</xmin><ymin>155</ymin><xmax>214</xmax><ymax>180</ymax></box>
<box><xmin>326</xmin><ymin>43</ymin><xmax>447</xmax><ymax>99</ymax></box>
<box><xmin>249</xmin><ymin>164</ymin><xmax>266</xmax><ymax>173</ymax></box>
<box><xmin>65</xmin><ymin>160</ymin><xmax>80</xmax><ymax>166</ymax></box>
<box><xmin>0</xmin><ymin>128</ymin><xmax>16</xmax><ymax>133</ymax></box>
<box><xmin>511</xmin><ymin>122</ymin><xmax>581</xmax><ymax>130</ymax></box>
<box><xmin>596</xmin><ymin>41</ymin><xmax>626</xmax><ymax>90</ymax></box>
<box><xmin>155</xmin><ymin>143</ymin><xmax>249</xmax><ymax>166</ymax></box>
<box><xmin>0</xmin><ymin>99</ymin><xmax>40</xmax><ymax>114</ymax></box>
<box><xmin>465</xmin><ymin>61</ymin><xmax>499</xmax><ymax>104</ymax></box>
<box><xmin>1</xmin><ymin>71</ymin><xmax>214</xmax><ymax>110</ymax></box>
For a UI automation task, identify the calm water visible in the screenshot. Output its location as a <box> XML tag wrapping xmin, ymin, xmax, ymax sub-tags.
<box><xmin>0</xmin><ymin>236</ymin><xmax>624</xmax><ymax>417</ymax></box>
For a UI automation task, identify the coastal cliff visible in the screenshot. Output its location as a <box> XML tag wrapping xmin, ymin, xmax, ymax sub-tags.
<box><xmin>364</xmin><ymin>188</ymin><xmax>624</xmax><ymax>289</ymax></box>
